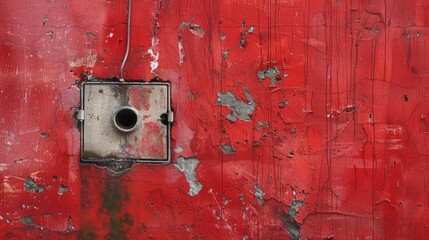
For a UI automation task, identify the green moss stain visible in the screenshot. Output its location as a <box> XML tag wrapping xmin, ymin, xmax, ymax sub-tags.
<box><xmin>122</xmin><ymin>212</ymin><xmax>134</xmax><ymax>226</ymax></box>
<box><xmin>101</xmin><ymin>178</ymin><xmax>122</xmax><ymax>213</ymax></box>
<box><xmin>99</xmin><ymin>177</ymin><xmax>131</xmax><ymax>240</ymax></box>
<box><xmin>104</xmin><ymin>178</ymin><xmax>125</xmax><ymax>239</ymax></box>
<box><xmin>107</xmin><ymin>213</ymin><xmax>134</xmax><ymax>239</ymax></box>
<box><xmin>108</xmin><ymin>216</ymin><xmax>127</xmax><ymax>240</ymax></box>
<box><xmin>78</xmin><ymin>227</ymin><xmax>96</xmax><ymax>240</ymax></box>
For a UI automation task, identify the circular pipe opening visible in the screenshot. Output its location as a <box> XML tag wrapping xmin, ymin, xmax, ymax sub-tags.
<box><xmin>113</xmin><ymin>107</ymin><xmax>139</xmax><ymax>132</ymax></box>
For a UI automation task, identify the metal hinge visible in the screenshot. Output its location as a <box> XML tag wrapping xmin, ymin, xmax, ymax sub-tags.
<box><xmin>76</xmin><ymin>109</ymin><xmax>85</xmax><ymax>120</ymax></box>
<box><xmin>168</xmin><ymin>111</ymin><xmax>174</xmax><ymax>123</ymax></box>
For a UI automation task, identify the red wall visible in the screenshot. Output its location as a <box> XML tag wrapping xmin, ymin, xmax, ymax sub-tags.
<box><xmin>1</xmin><ymin>0</ymin><xmax>429</xmax><ymax>239</ymax></box>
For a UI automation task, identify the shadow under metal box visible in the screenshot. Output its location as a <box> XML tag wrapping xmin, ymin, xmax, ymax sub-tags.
<box><xmin>79</xmin><ymin>81</ymin><xmax>172</xmax><ymax>163</ymax></box>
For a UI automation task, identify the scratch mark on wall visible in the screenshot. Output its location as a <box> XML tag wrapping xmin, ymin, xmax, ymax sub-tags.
<box><xmin>173</xmin><ymin>156</ymin><xmax>203</xmax><ymax>197</ymax></box>
<box><xmin>42</xmin><ymin>16</ymin><xmax>48</xmax><ymax>26</ymax></box>
<box><xmin>178</xmin><ymin>34</ymin><xmax>185</xmax><ymax>63</ymax></box>
<box><xmin>147</xmin><ymin>2</ymin><xmax>163</xmax><ymax>75</ymax></box>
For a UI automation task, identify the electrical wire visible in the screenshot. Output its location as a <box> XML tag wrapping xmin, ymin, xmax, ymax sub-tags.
<box><xmin>119</xmin><ymin>0</ymin><xmax>132</xmax><ymax>81</ymax></box>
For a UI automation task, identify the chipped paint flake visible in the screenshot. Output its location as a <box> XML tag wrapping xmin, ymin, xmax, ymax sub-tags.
<box><xmin>257</xmin><ymin>66</ymin><xmax>281</xmax><ymax>87</ymax></box>
<box><xmin>174</xmin><ymin>156</ymin><xmax>203</xmax><ymax>197</ymax></box>
<box><xmin>284</xmin><ymin>199</ymin><xmax>303</xmax><ymax>240</ymax></box>
<box><xmin>24</xmin><ymin>177</ymin><xmax>44</xmax><ymax>193</ymax></box>
<box><xmin>58</xmin><ymin>185</ymin><xmax>69</xmax><ymax>195</ymax></box>
<box><xmin>148</xmin><ymin>37</ymin><xmax>159</xmax><ymax>74</ymax></box>
<box><xmin>19</xmin><ymin>216</ymin><xmax>35</xmax><ymax>226</ymax></box>
<box><xmin>255</xmin><ymin>121</ymin><xmax>269</xmax><ymax>130</ymax></box>
<box><xmin>174</xmin><ymin>146</ymin><xmax>184</xmax><ymax>153</ymax></box>
<box><xmin>278</xmin><ymin>100</ymin><xmax>290</xmax><ymax>107</ymax></box>
<box><xmin>216</xmin><ymin>87</ymin><xmax>256</xmax><ymax>122</ymax></box>
<box><xmin>220</xmin><ymin>144</ymin><xmax>235</xmax><ymax>154</ymax></box>
<box><xmin>254</xmin><ymin>184</ymin><xmax>264</xmax><ymax>205</ymax></box>
<box><xmin>220</xmin><ymin>33</ymin><xmax>226</xmax><ymax>40</ymax></box>
<box><xmin>239</xmin><ymin>25</ymin><xmax>254</xmax><ymax>48</ymax></box>
<box><xmin>180</xmin><ymin>22</ymin><xmax>205</xmax><ymax>38</ymax></box>
<box><xmin>288</xmin><ymin>200</ymin><xmax>303</xmax><ymax>217</ymax></box>
<box><xmin>239</xmin><ymin>32</ymin><xmax>247</xmax><ymax>48</ymax></box>
<box><xmin>226</xmin><ymin>113</ymin><xmax>237</xmax><ymax>122</ymax></box>
<box><xmin>222</xmin><ymin>49</ymin><xmax>230</xmax><ymax>59</ymax></box>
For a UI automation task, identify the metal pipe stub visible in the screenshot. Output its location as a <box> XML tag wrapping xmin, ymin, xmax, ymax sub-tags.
<box><xmin>113</xmin><ymin>106</ymin><xmax>139</xmax><ymax>132</ymax></box>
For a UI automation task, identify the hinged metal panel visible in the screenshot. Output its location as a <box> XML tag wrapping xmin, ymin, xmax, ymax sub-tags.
<box><xmin>79</xmin><ymin>81</ymin><xmax>172</xmax><ymax>163</ymax></box>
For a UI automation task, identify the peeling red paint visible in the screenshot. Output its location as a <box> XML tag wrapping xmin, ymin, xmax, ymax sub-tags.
<box><xmin>1</xmin><ymin>0</ymin><xmax>429</xmax><ymax>239</ymax></box>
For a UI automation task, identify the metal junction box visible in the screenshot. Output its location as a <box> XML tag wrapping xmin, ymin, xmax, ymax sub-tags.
<box><xmin>78</xmin><ymin>81</ymin><xmax>172</xmax><ymax>164</ymax></box>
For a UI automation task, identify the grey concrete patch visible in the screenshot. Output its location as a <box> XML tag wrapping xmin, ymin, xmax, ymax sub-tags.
<box><xmin>174</xmin><ymin>156</ymin><xmax>203</xmax><ymax>197</ymax></box>
<box><xmin>216</xmin><ymin>87</ymin><xmax>256</xmax><ymax>122</ymax></box>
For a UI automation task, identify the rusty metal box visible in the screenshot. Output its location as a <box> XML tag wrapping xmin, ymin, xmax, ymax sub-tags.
<box><xmin>79</xmin><ymin>81</ymin><xmax>172</xmax><ymax>163</ymax></box>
